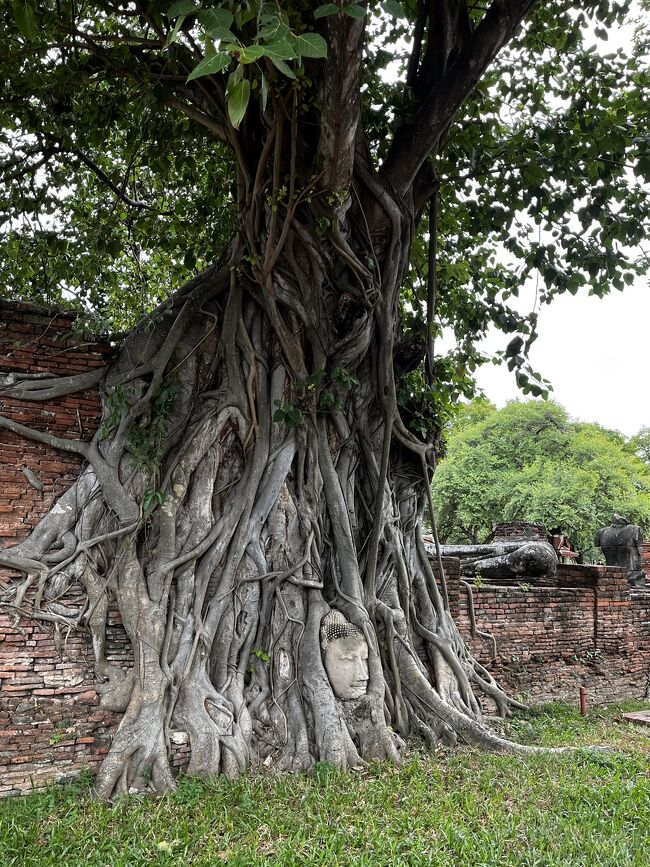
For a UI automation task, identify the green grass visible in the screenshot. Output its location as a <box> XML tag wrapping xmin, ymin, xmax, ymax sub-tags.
<box><xmin>1</xmin><ymin>701</ymin><xmax>649</xmax><ymax>866</ymax></box>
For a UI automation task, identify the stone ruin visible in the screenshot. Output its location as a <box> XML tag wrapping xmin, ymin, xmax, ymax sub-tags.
<box><xmin>595</xmin><ymin>515</ymin><xmax>646</xmax><ymax>588</ymax></box>
<box><xmin>426</xmin><ymin>522</ymin><xmax>558</xmax><ymax>586</ymax></box>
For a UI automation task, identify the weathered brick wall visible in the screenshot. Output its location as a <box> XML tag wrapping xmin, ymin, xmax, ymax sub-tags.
<box><xmin>0</xmin><ymin>302</ymin><xmax>113</xmax><ymax>553</ymax></box>
<box><xmin>0</xmin><ymin>302</ymin><xmax>119</xmax><ymax>795</ymax></box>
<box><xmin>0</xmin><ymin>592</ymin><xmax>193</xmax><ymax>797</ymax></box>
<box><xmin>488</xmin><ymin>521</ymin><xmax>547</xmax><ymax>542</ymax></box>
<box><xmin>456</xmin><ymin>564</ymin><xmax>650</xmax><ymax>706</ymax></box>
<box><xmin>642</xmin><ymin>541</ymin><xmax>650</xmax><ymax>574</ymax></box>
<box><xmin>0</xmin><ymin>591</ymin><xmax>124</xmax><ymax>796</ymax></box>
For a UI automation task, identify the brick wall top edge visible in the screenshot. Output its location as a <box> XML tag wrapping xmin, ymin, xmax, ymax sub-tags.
<box><xmin>558</xmin><ymin>563</ymin><xmax>627</xmax><ymax>577</ymax></box>
<box><xmin>0</xmin><ymin>301</ymin><xmax>113</xmax><ymax>346</ymax></box>
<box><xmin>1</xmin><ymin>300</ymin><xmax>77</xmax><ymax>321</ymax></box>
<box><xmin>465</xmin><ymin>584</ymin><xmax>587</xmax><ymax>594</ymax></box>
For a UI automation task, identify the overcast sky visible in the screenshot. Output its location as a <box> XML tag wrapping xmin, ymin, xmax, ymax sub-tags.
<box><xmin>467</xmin><ymin>9</ymin><xmax>650</xmax><ymax>438</ymax></box>
<box><xmin>473</xmin><ymin>277</ymin><xmax>649</xmax><ymax>437</ymax></box>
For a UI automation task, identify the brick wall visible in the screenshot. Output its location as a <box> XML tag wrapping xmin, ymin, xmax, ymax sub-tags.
<box><xmin>0</xmin><ymin>591</ymin><xmax>123</xmax><ymax>796</ymax></box>
<box><xmin>456</xmin><ymin>564</ymin><xmax>650</xmax><ymax>707</ymax></box>
<box><xmin>642</xmin><ymin>541</ymin><xmax>650</xmax><ymax>575</ymax></box>
<box><xmin>0</xmin><ymin>302</ymin><xmax>113</xmax><ymax>554</ymax></box>
<box><xmin>488</xmin><ymin>521</ymin><xmax>547</xmax><ymax>542</ymax></box>
<box><xmin>0</xmin><ymin>302</ymin><xmax>119</xmax><ymax>795</ymax></box>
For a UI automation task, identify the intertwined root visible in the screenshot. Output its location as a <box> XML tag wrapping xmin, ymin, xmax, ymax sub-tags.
<box><xmin>1</xmin><ymin>261</ymin><xmax>525</xmax><ymax>800</ymax></box>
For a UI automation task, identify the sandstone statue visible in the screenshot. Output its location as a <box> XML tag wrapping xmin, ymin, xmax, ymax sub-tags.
<box><xmin>320</xmin><ymin>610</ymin><xmax>369</xmax><ymax>701</ymax></box>
<box><xmin>595</xmin><ymin>515</ymin><xmax>646</xmax><ymax>587</ymax></box>
<box><xmin>428</xmin><ymin>540</ymin><xmax>558</xmax><ymax>581</ymax></box>
<box><xmin>460</xmin><ymin>541</ymin><xmax>557</xmax><ymax>581</ymax></box>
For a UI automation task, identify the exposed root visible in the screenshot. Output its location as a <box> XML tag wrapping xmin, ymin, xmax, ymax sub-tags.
<box><xmin>4</xmin><ymin>172</ymin><xmax>531</xmax><ymax>800</ymax></box>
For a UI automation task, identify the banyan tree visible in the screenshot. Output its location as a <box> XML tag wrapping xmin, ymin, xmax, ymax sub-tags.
<box><xmin>0</xmin><ymin>0</ymin><xmax>645</xmax><ymax>798</ymax></box>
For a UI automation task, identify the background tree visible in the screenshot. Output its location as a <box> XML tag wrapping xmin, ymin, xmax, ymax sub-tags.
<box><xmin>629</xmin><ymin>426</ymin><xmax>650</xmax><ymax>466</ymax></box>
<box><xmin>431</xmin><ymin>399</ymin><xmax>650</xmax><ymax>555</ymax></box>
<box><xmin>0</xmin><ymin>0</ymin><xmax>648</xmax><ymax>798</ymax></box>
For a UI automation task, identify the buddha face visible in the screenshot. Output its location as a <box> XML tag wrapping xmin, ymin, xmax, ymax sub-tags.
<box><xmin>323</xmin><ymin>633</ymin><xmax>369</xmax><ymax>701</ymax></box>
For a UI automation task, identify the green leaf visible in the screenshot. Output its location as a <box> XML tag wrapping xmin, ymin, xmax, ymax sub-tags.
<box><xmin>196</xmin><ymin>8</ymin><xmax>233</xmax><ymax>28</ymax></box>
<box><xmin>187</xmin><ymin>51</ymin><xmax>231</xmax><ymax>82</ymax></box>
<box><xmin>635</xmin><ymin>155</ymin><xmax>650</xmax><ymax>180</ymax></box>
<box><xmin>196</xmin><ymin>8</ymin><xmax>235</xmax><ymax>39</ymax></box>
<box><xmin>227</xmin><ymin>44</ymin><xmax>267</xmax><ymax>64</ymax></box>
<box><xmin>227</xmin><ymin>78</ymin><xmax>251</xmax><ymax>129</ymax></box>
<box><xmin>209</xmin><ymin>27</ymin><xmax>237</xmax><ymax>41</ymax></box>
<box><xmin>143</xmin><ymin>488</ymin><xmax>165</xmax><ymax>511</ymax></box>
<box><xmin>382</xmin><ymin>0</ymin><xmax>407</xmax><ymax>18</ymax></box>
<box><xmin>341</xmin><ymin>4</ymin><xmax>367</xmax><ymax>19</ymax></box>
<box><xmin>314</xmin><ymin>3</ymin><xmax>339</xmax><ymax>18</ymax></box>
<box><xmin>270</xmin><ymin>57</ymin><xmax>296</xmax><ymax>79</ymax></box>
<box><xmin>12</xmin><ymin>0</ymin><xmax>37</xmax><ymax>41</ymax></box>
<box><xmin>237</xmin><ymin>6</ymin><xmax>258</xmax><ymax>26</ymax></box>
<box><xmin>273</xmin><ymin>400</ymin><xmax>302</xmax><ymax>427</ymax></box>
<box><xmin>264</xmin><ymin>39</ymin><xmax>297</xmax><ymax>62</ymax></box>
<box><xmin>165</xmin><ymin>14</ymin><xmax>186</xmax><ymax>48</ymax></box>
<box><xmin>292</xmin><ymin>32</ymin><xmax>328</xmax><ymax>59</ymax></box>
<box><xmin>229</xmin><ymin>62</ymin><xmax>244</xmax><ymax>87</ymax></box>
<box><xmin>166</xmin><ymin>0</ymin><xmax>196</xmax><ymax>19</ymax></box>
<box><xmin>258</xmin><ymin>14</ymin><xmax>290</xmax><ymax>41</ymax></box>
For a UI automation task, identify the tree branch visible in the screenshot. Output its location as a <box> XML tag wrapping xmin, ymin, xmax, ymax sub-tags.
<box><xmin>0</xmin><ymin>415</ymin><xmax>138</xmax><ymax>523</ymax></box>
<box><xmin>382</xmin><ymin>0</ymin><xmax>539</xmax><ymax>195</ymax></box>
<box><xmin>72</xmin><ymin>150</ymin><xmax>173</xmax><ymax>214</ymax></box>
<box><xmin>318</xmin><ymin>9</ymin><xmax>367</xmax><ymax>197</ymax></box>
<box><xmin>72</xmin><ymin>33</ymin><xmax>229</xmax><ymax>144</ymax></box>
<box><xmin>0</xmin><ymin>368</ymin><xmax>106</xmax><ymax>401</ymax></box>
<box><xmin>0</xmin><ymin>551</ymin><xmax>47</xmax><ymax>578</ymax></box>
<box><xmin>0</xmin><ymin>415</ymin><xmax>90</xmax><ymax>458</ymax></box>
<box><xmin>165</xmin><ymin>94</ymin><xmax>228</xmax><ymax>143</ymax></box>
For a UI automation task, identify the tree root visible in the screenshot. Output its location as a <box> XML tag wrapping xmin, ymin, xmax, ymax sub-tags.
<box><xmin>3</xmin><ymin>229</ymin><xmax>542</xmax><ymax>799</ymax></box>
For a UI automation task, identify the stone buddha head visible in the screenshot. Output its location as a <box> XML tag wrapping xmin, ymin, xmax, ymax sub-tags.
<box><xmin>320</xmin><ymin>609</ymin><xmax>369</xmax><ymax>701</ymax></box>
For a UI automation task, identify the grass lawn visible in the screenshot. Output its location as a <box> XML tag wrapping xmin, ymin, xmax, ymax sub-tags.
<box><xmin>0</xmin><ymin>701</ymin><xmax>648</xmax><ymax>866</ymax></box>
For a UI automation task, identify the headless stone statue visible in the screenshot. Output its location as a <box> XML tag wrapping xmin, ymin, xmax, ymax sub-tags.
<box><xmin>320</xmin><ymin>610</ymin><xmax>369</xmax><ymax>701</ymax></box>
<box><xmin>595</xmin><ymin>515</ymin><xmax>645</xmax><ymax>587</ymax></box>
<box><xmin>461</xmin><ymin>541</ymin><xmax>558</xmax><ymax>581</ymax></box>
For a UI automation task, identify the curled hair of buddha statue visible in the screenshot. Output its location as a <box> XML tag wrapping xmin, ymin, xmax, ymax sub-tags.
<box><xmin>320</xmin><ymin>609</ymin><xmax>363</xmax><ymax>649</ymax></box>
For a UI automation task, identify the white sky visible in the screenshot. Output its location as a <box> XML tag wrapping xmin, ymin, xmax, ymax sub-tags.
<box><xmin>463</xmin><ymin>8</ymin><xmax>650</xmax><ymax>439</ymax></box>
<box><xmin>473</xmin><ymin>276</ymin><xmax>650</xmax><ymax>436</ymax></box>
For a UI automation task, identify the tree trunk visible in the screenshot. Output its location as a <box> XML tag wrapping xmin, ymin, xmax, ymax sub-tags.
<box><xmin>2</xmin><ymin>209</ymin><xmax>526</xmax><ymax>798</ymax></box>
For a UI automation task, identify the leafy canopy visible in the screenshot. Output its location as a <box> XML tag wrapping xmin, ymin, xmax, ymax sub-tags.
<box><xmin>431</xmin><ymin>398</ymin><xmax>650</xmax><ymax>556</ymax></box>
<box><xmin>0</xmin><ymin>0</ymin><xmax>648</xmax><ymax>402</ymax></box>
